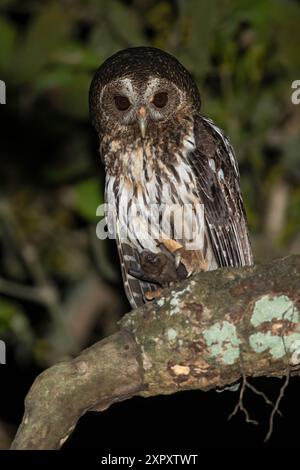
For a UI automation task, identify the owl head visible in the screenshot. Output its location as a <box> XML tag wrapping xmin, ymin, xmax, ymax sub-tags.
<box><xmin>89</xmin><ymin>47</ymin><xmax>201</xmax><ymax>139</ymax></box>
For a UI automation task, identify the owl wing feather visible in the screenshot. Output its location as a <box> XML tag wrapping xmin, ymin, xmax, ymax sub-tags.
<box><xmin>106</xmin><ymin>185</ymin><xmax>158</xmax><ymax>309</ymax></box>
<box><xmin>116</xmin><ymin>236</ymin><xmax>158</xmax><ymax>309</ymax></box>
<box><xmin>188</xmin><ymin>115</ymin><xmax>253</xmax><ymax>268</ymax></box>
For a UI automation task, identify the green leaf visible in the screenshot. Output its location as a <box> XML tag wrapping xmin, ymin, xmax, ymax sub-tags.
<box><xmin>0</xmin><ymin>299</ymin><xmax>20</xmax><ymax>332</ymax></box>
<box><xmin>74</xmin><ymin>178</ymin><xmax>103</xmax><ymax>221</ymax></box>
<box><xmin>53</xmin><ymin>43</ymin><xmax>101</xmax><ymax>69</ymax></box>
<box><xmin>34</xmin><ymin>67</ymin><xmax>74</xmax><ymax>92</ymax></box>
<box><xmin>89</xmin><ymin>22</ymin><xmax>120</xmax><ymax>60</ymax></box>
<box><xmin>180</xmin><ymin>0</ymin><xmax>217</xmax><ymax>76</ymax></box>
<box><xmin>109</xmin><ymin>0</ymin><xmax>145</xmax><ymax>45</ymax></box>
<box><xmin>12</xmin><ymin>3</ymin><xmax>71</xmax><ymax>83</ymax></box>
<box><xmin>53</xmin><ymin>72</ymin><xmax>91</xmax><ymax>119</ymax></box>
<box><xmin>0</xmin><ymin>18</ymin><xmax>17</xmax><ymax>74</ymax></box>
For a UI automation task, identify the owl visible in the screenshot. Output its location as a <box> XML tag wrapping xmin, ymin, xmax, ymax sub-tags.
<box><xmin>89</xmin><ymin>47</ymin><xmax>253</xmax><ymax>308</ymax></box>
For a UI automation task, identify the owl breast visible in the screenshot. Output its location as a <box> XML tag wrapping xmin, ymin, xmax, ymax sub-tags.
<box><xmin>104</xmin><ymin>130</ymin><xmax>214</xmax><ymax>264</ymax></box>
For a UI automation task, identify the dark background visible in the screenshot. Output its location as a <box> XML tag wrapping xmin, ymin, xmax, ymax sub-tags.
<box><xmin>0</xmin><ymin>0</ymin><xmax>299</xmax><ymax>451</ymax></box>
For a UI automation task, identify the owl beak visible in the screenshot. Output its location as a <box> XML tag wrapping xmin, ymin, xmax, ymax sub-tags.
<box><xmin>137</xmin><ymin>106</ymin><xmax>147</xmax><ymax>139</ymax></box>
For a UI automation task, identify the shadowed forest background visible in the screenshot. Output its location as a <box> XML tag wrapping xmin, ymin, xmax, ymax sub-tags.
<box><xmin>0</xmin><ymin>0</ymin><xmax>300</xmax><ymax>451</ymax></box>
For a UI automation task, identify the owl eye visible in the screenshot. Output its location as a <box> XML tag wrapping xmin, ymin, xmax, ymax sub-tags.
<box><xmin>152</xmin><ymin>92</ymin><xmax>168</xmax><ymax>108</ymax></box>
<box><xmin>114</xmin><ymin>95</ymin><xmax>130</xmax><ymax>111</ymax></box>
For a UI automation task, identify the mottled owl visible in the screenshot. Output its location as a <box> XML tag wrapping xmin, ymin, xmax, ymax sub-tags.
<box><xmin>89</xmin><ymin>47</ymin><xmax>253</xmax><ymax>308</ymax></box>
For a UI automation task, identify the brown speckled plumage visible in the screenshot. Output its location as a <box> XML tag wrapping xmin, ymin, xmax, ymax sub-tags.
<box><xmin>89</xmin><ymin>47</ymin><xmax>253</xmax><ymax>308</ymax></box>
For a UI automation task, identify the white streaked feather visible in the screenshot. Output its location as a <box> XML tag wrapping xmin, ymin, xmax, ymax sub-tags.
<box><xmin>209</xmin><ymin>158</ymin><xmax>216</xmax><ymax>171</ymax></box>
<box><xmin>105</xmin><ymin>129</ymin><xmax>209</xmax><ymax>262</ymax></box>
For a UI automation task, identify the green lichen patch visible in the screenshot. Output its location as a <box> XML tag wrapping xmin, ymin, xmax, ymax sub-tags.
<box><xmin>251</xmin><ymin>295</ymin><xmax>298</xmax><ymax>327</ymax></box>
<box><xmin>168</xmin><ymin>284</ymin><xmax>193</xmax><ymax>315</ymax></box>
<box><xmin>249</xmin><ymin>331</ymin><xmax>300</xmax><ymax>359</ymax></box>
<box><xmin>156</xmin><ymin>298</ymin><xmax>165</xmax><ymax>307</ymax></box>
<box><xmin>203</xmin><ymin>321</ymin><xmax>241</xmax><ymax>365</ymax></box>
<box><xmin>166</xmin><ymin>328</ymin><xmax>178</xmax><ymax>341</ymax></box>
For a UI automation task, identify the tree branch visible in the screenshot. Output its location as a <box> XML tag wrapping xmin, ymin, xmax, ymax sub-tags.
<box><xmin>11</xmin><ymin>255</ymin><xmax>300</xmax><ymax>449</ymax></box>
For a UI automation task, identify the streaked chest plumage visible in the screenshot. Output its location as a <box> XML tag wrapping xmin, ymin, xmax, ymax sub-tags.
<box><xmin>104</xmin><ymin>125</ymin><xmax>206</xmax><ymax>254</ymax></box>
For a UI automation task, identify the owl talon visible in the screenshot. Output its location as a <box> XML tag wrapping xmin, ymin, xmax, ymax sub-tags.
<box><xmin>174</xmin><ymin>252</ymin><xmax>182</xmax><ymax>269</ymax></box>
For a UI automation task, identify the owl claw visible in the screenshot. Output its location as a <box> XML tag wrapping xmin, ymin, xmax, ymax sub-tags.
<box><xmin>174</xmin><ymin>252</ymin><xmax>182</xmax><ymax>268</ymax></box>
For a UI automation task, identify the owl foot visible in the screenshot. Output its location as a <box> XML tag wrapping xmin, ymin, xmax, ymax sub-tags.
<box><xmin>157</xmin><ymin>239</ymin><xmax>204</xmax><ymax>276</ymax></box>
<box><xmin>161</xmin><ymin>247</ymin><xmax>208</xmax><ymax>279</ymax></box>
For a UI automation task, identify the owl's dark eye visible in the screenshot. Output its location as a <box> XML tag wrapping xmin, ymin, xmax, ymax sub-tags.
<box><xmin>114</xmin><ymin>95</ymin><xmax>130</xmax><ymax>111</ymax></box>
<box><xmin>152</xmin><ymin>92</ymin><xmax>168</xmax><ymax>108</ymax></box>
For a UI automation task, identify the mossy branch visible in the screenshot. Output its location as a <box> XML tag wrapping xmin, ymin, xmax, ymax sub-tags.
<box><xmin>11</xmin><ymin>255</ymin><xmax>300</xmax><ymax>449</ymax></box>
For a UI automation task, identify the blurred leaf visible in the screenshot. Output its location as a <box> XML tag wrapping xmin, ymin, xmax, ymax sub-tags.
<box><xmin>269</xmin><ymin>0</ymin><xmax>300</xmax><ymax>76</ymax></box>
<box><xmin>10</xmin><ymin>310</ymin><xmax>32</xmax><ymax>338</ymax></box>
<box><xmin>0</xmin><ymin>299</ymin><xmax>20</xmax><ymax>333</ymax></box>
<box><xmin>147</xmin><ymin>1</ymin><xmax>173</xmax><ymax>47</ymax></box>
<box><xmin>53</xmin><ymin>43</ymin><xmax>101</xmax><ymax>69</ymax></box>
<box><xmin>281</xmin><ymin>187</ymin><xmax>300</xmax><ymax>244</ymax></box>
<box><xmin>283</xmin><ymin>137</ymin><xmax>300</xmax><ymax>179</ymax></box>
<box><xmin>0</xmin><ymin>0</ymin><xmax>16</xmax><ymax>7</ymax></box>
<box><xmin>108</xmin><ymin>0</ymin><xmax>145</xmax><ymax>45</ymax></box>
<box><xmin>179</xmin><ymin>0</ymin><xmax>217</xmax><ymax>76</ymax></box>
<box><xmin>0</xmin><ymin>18</ymin><xmax>17</xmax><ymax>74</ymax></box>
<box><xmin>74</xmin><ymin>178</ymin><xmax>103</xmax><ymax>221</ymax></box>
<box><xmin>89</xmin><ymin>21</ymin><xmax>120</xmax><ymax>59</ymax></box>
<box><xmin>35</xmin><ymin>67</ymin><xmax>74</xmax><ymax>91</ymax></box>
<box><xmin>55</xmin><ymin>72</ymin><xmax>91</xmax><ymax>118</ymax></box>
<box><xmin>11</xmin><ymin>3</ymin><xmax>71</xmax><ymax>83</ymax></box>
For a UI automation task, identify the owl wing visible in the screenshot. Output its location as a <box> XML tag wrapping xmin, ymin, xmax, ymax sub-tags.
<box><xmin>187</xmin><ymin>115</ymin><xmax>253</xmax><ymax>268</ymax></box>
<box><xmin>116</xmin><ymin>234</ymin><xmax>158</xmax><ymax>309</ymax></box>
<box><xmin>105</xmin><ymin>182</ymin><xmax>158</xmax><ymax>309</ymax></box>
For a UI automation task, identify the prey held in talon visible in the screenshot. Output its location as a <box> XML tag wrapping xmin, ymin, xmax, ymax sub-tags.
<box><xmin>90</xmin><ymin>47</ymin><xmax>253</xmax><ymax>308</ymax></box>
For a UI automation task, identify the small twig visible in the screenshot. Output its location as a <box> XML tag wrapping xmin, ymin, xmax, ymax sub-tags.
<box><xmin>264</xmin><ymin>305</ymin><xmax>293</xmax><ymax>441</ymax></box>
<box><xmin>246</xmin><ymin>382</ymin><xmax>282</xmax><ymax>417</ymax></box>
<box><xmin>227</xmin><ymin>369</ymin><xmax>258</xmax><ymax>425</ymax></box>
<box><xmin>264</xmin><ymin>374</ymin><xmax>289</xmax><ymax>442</ymax></box>
<box><xmin>0</xmin><ymin>278</ymin><xmax>54</xmax><ymax>305</ymax></box>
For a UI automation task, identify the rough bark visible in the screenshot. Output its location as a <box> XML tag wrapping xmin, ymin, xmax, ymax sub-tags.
<box><xmin>11</xmin><ymin>255</ymin><xmax>300</xmax><ymax>450</ymax></box>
